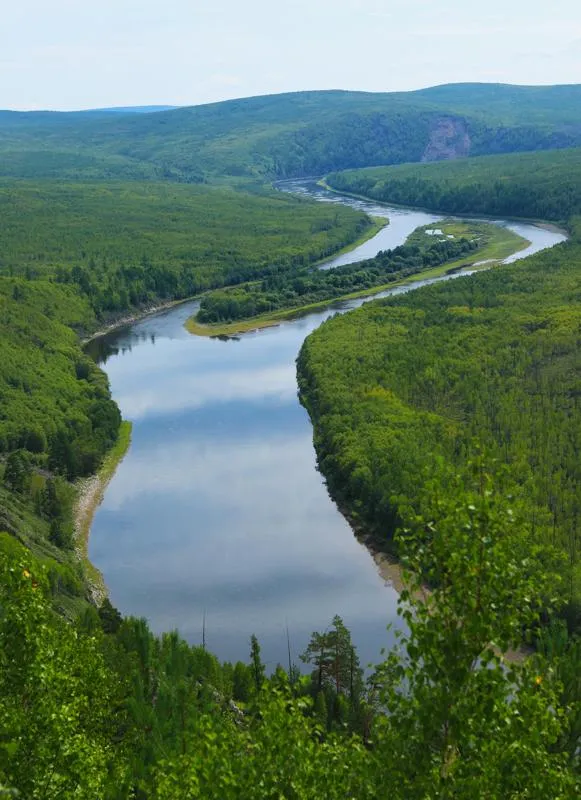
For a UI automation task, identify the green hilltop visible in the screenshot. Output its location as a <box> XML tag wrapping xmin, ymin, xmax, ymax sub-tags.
<box><xmin>2</xmin><ymin>83</ymin><xmax>581</xmax><ymax>181</ymax></box>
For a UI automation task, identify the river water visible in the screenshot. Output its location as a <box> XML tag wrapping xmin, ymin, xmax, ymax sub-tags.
<box><xmin>87</xmin><ymin>181</ymin><xmax>566</xmax><ymax>669</ymax></box>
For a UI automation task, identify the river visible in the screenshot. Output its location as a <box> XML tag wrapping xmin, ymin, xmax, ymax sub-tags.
<box><xmin>87</xmin><ymin>181</ymin><xmax>567</xmax><ymax>669</ymax></box>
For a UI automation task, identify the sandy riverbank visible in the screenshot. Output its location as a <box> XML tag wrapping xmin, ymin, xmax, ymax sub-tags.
<box><xmin>73</xmin><ymin>421</ymin><xmax>132</xmax><ymax>603</ymax></box>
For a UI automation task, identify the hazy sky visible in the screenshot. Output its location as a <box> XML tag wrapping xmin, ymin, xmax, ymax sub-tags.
<box><xmin>2</xmin><ymin>0</ymin><xmax>580</xmax><ymax>110</ymax></box>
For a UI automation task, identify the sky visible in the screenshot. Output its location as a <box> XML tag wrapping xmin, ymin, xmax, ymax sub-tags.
<box><xmin>2</xmin><ymin>0</ymin><xmax>580</xmax><ymax>110</ymax></box>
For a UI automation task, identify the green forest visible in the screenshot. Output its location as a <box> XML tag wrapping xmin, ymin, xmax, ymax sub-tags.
<box><xmin>4</xmin><ymin>86</ymin><xmax>581</xmax><ymax>796</ymax></box>
<box><xmin>327</xmin><ymin>147</ymin><xmax>581</xmax><ymax>222</ymax></box>
<box><xmin>0</xmin><ymin>180</ymin><xmax>371</xmax><ymax>316</ymax></box>
<box><xmin>3</xmin><ymin>479</ymin><xmax>581</xmax><ymax>797</ymax></box>
<box><xmin>299</xmin><ymin>156</ymin><xmax>581</xmax><ymax>630</ymax></box>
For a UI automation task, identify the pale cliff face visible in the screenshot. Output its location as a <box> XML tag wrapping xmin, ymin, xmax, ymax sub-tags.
<box><xmin>422</xmin><ymin>117</ymin><xmax>471</xmax><ymax>162</ymax></box>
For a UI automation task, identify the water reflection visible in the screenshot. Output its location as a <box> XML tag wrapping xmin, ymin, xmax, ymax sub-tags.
<box><xmin>88</xmin><ymin>182</ymin><xmax>567</xmax><ymax>669</ymax></box>
<box><xmin>90</xmin><ymin>308</ymin><xmax>399</xmax><ymax>668</ymax></box>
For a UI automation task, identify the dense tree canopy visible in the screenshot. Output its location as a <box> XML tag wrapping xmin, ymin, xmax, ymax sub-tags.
<box><xmin>3</xmin><ymin>85</ymin><xmax>581</xmax><ymax>796</ymax></box>
<box><xmin>0</xmin><ymin>180</ymin><xmax>371</xmax><ymax>317</ymax></box>
<box><xmin>327</xmin><ymin>147</ymin><xmax>581</xmax><ymax>223</ymax></box>
<box><xmin>2</xmin><ymin>475</ymin><xmax>581</xmax><ymax>798</ymax></box>
<box><xmin>0</xmin><ymin>178</ymin><xmax>371</xmax><ymax>615</ymax></box>
<box><xmin>298</xmin><ymin>213</ymin><xmax>581</xmax><ymax>627</ymax></box>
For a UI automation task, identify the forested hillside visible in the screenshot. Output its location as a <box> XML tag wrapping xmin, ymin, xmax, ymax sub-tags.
<box><xmin>3</xmin><ymin>83</ymin><xmax>581</xmax><ymax>182</ymax></box>
<box><xmin>299</xmin><ymin>151</ymin><xmax>581</xmax><ymax>628</ymax></box>
<box><xmin>327</xmin><ymin>147</ymin><xmax>581</xmax><ymax>222</ymax></box>
<box><xmin>3</xmin><ymin>83</ymin><xmax>581</xmax><ymax>796</ymax></box>
<box><xmin>0</xmin><ymin>277</ymin><xmax>115</xmax><ymax>617</ymax></box>
<box><xmin>0</xmin><ymin>180</ymin><xmax>370</xmax><ymax>315</ymax></box>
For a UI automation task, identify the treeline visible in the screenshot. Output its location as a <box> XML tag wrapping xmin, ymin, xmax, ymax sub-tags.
<box><xmin>268</xmin><ymin>112</ymin><xmax>581</xmax><ymax>180</ymax></box>
<box><xmin>3</xmin><ymin>468</ymin><xmax>581</xmax><ymax>797</ymax></box>
<box><xmin>0</xmin><ymin>549</ymin><xmax>371</xmax><ymax>797</ymax></box>
<box><xmin>298</xmin><ymin>217</ymin><xmax>581</xmax><ymax>628</ymax></box>
<box><xmin>197</xmin><ymin>234</ymin><xmax>479</xmax><ymax>324</ymax></box>
<box><xmin>0</xmin><ymin>276</ymin><xmax>121</xmax><ymax>615</ymax></box>
<box><xmin>327</xmin><ymin>147</ymin><xmax>581</xmax><ymax>222</ymax></box>
<box><xmin>267</xmin><ymin>110</ymin><xmax>437</xmax><ymax>177</ymax></box>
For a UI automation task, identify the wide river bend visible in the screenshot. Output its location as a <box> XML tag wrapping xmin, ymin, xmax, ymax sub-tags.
<box><xmin>87</xmin><ymin>181</ymin><xmax>566</xmax><ymax>669</ymax></box>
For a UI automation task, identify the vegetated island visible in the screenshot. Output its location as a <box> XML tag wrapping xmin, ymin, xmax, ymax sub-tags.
<box><xmin>185</xmin><ymin>218</ymin><xmax>528</xmax><ymax>337</ymax></box>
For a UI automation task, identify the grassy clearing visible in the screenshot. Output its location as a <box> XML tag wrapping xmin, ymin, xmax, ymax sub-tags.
<box><xmin>409</xmin><ymin>218</ymin><xmax>530</xmax><ymax>265</ymax></box>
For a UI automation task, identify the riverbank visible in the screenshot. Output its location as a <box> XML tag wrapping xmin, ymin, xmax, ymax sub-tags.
<box><xmin>344</xmin><ymin>506</ymin><xmax>531</xmax><ymax>663</ymax></box>
<box><xmin>83</xmin><ymin>298</ymin><xmax>196</xmax><ymax>345</ymax></box>
<box><xmin>88</xmin><ymin>177</ymin><xmax>566</xmax><ymax>665</ymax></box>
<box><xmin>319</xmin><ymin>178</ymin><xmax>571</xmax><ymax>236</ymax></box>
<box><xmin>74</xmin><ymin>420</ymin><xmax>132</xmax><ymax>603</ymax></box>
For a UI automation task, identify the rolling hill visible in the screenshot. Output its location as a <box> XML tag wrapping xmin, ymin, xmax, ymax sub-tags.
<box><xmin>1</xmin><ymin>83</ymin><xmax>581</xmax><ymax>182</ymax></box>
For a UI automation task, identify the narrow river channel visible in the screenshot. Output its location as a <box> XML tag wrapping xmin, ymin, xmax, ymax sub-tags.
<box><xmin>86</xmin><ymin>181</ymin><xmax>567</xmax><ymax>669</ymax></box>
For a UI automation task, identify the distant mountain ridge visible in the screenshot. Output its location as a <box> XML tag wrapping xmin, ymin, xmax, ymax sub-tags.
<box><xmin>1</xmin><ymin>83</ymin><xmax>580</xmax><ymax>182</ymax></box>
<box><xmin>79</xmin><ymin>105</ymin><xmax>179</xmax><ymax>114</ymax></box>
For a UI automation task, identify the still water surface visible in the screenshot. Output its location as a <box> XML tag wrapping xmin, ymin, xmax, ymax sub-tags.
<box><xmin>88</xmin><ymin>181</ymin><xmax>566</xmax><ymax>669</ymax></box>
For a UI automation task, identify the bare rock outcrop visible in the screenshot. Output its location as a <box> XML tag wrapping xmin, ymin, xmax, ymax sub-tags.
<box><xmin>422</xmin><ymin>117</ymin><xmax>471</xmax><ymax>162</ymax></box>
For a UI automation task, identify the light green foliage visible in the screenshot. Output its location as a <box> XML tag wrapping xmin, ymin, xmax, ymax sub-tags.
<box><xmin>0</xmin><ymin>558</ymin><xmax>123</xmax><ymax>798</ymax></box>
<box><xmin>0</xmin><ymin>275</ymin><xmax>124</xmax><ymax>612</ymax></box>
<box><xmin>3</xmin><ymin>85</ymin><xmax>581</xmax><ymax>796</ymax></box>
<box><xmin>0</xmin><ymin>277</ymin><xmax>118</xmax><ymax>471</ymax></box>
<box><xmin>152</xmin><ymin>689</ymin><xmax>377</xmax><ymax>800</ymax></box>
<box><xmin>298</xmin><ymin>219</ymin><xmax>581</xmax><ymax>626</ymax></box>
<box><xmin>328</xmin><ymin>147</ymin><xmax>581</xmax><ymax>222</ymax></box>
<box><xmin>0</xmin><ymin>527</ymin><xmax>86</xmax><ymax>616</ymax></box>
<box><xmin>2</xmin><ymin>506</ymin><xmax>581</xmax><ymax>798</ymax></box>
<box><xmin>370</xmin><ymin>471</ymin><xmax>578</xmax><ymax>798</ymax></box>
<box><xmin>0</xmin><ymin>274</ymin><xmax>121</xmax><ymax>607</ymax></box>
<box><xmin>0</xmin><ymin>178</ymin><xmax>368</xmax><ymax>607</ymax></box>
